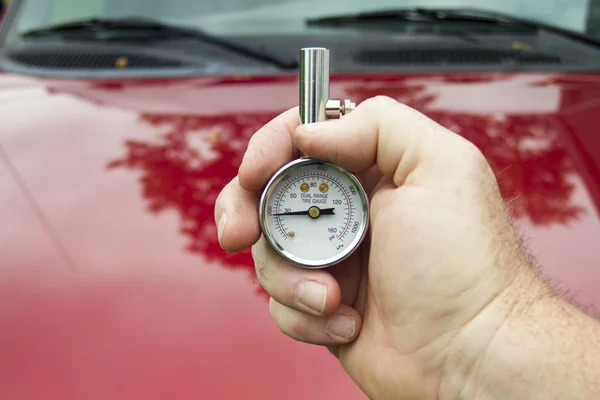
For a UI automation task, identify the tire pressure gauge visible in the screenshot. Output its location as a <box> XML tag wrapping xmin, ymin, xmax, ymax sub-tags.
<box><xmin>259</xmin><ymin>48</ymin><xmax>369</xmax><ymax>268</ymax></box>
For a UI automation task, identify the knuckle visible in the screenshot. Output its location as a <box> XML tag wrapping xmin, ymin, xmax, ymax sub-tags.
<box><xmin>245</xmin><ymin>135</ymin><xmax>264</xmax><ymax>163</ymax></box>
<box><xmin>255</xmin><ymin>263</ymin><xmax>269</xmax><ymax>287</ymax></box>
<box><xmin>449</xmin><ymin>139</ymin><xmax>497</xmax><ymax>187</ymax></box>
<box><xmin>367</xmin><ymin>95</ymin><xmax>397</xmax><ymax>107</ymax></box>
<box><xmin>248</xmin><ymin>126</ymin><xmax>265</xmax><ymax>145</ymax></box>
<box><xmin>252</xmin><ymin>240</ymin><xmax>280</xmax><ymax>295</ymax></box>
<box><xmin>214</xmin><ymin>193</ymin><xmax>225</xmax><ymax>220</ymax></box>
<box><xmin>252</xmin><ymin>249</ymin><xmax>269</xmax><ymax>285</ymax></box>
<box><xmin>269</xmin><ymin>298</ymin><xmax>308</xmax><ymax>340</ymax></box>
<box><xmin>462</xmin><ymin>141</ymin><xmax>491</xmax><ymax>173</ymax></box>
<box><xmin>265</xmin><ymin>118</ymin><xmax>284</xmax><ymax>138</ymax></box>
<box><xmin>362</xmin><ymin>96</ymin><xmax>405</xmax><ymax>128</ymax></box>
<box><xmin>269</xmin><ymin>299</ymin><xmax>291</xmax><ymax>331</ymax></box>
<box><xmin>268</xmin><ymin>296</ymin><xmax>278</xmax><ymax>318</ymax></box>
<box><xmin>253</xmin><ymin>118</ymin><xmax>286</xmax><ymax>152</ymax></box>
<box><xmin>285</xmin><ymin>315</ymin><xmax>307</xmax><ymax>338</ymax></box>
<box><xmin>213</xmin><ymin>177</ymin><xmax>237</xmax><ymax>217</ymax></box>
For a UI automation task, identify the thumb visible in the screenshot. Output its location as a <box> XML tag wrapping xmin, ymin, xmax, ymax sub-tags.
<box><xmin>293</xmin><ymin>96</ymin><xmax>481</xmax><ymax>187</ymax></box>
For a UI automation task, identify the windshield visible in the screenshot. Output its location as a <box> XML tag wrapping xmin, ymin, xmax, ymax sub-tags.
<box><xmin>8</xmin><ymin>0</ymin><xmax>600</xmax><ymax>39</ymax></box>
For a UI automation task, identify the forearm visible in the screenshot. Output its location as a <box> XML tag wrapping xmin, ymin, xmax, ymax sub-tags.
<box><xmin>443</xmin><ymin>269</ymin><xmax>600</xmax><ymax>400</ymax></box>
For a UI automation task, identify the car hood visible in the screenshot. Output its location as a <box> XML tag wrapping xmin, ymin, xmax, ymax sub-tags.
<box><xmin>0</xmin><ymin>71</ymin><xmax>599</xmax><ymax>398</ymax></box>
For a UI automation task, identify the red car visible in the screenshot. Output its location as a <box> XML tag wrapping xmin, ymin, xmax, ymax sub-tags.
<box><xmin>0</xmin><ymin>1</ymin><xmax>599</xmax><ymax>398</ymax></box>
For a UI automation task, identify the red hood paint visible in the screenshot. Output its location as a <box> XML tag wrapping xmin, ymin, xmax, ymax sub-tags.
<box><xmin>0</xmin><ymin>71</ymin><xmax>599</xmax><ymax>398</ymax></box>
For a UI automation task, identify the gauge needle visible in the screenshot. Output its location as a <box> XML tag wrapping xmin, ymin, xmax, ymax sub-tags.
<box><xmin>274</xmin><ymin>207</ymin><xmax>335</xmax><ymax>216</ymax></box>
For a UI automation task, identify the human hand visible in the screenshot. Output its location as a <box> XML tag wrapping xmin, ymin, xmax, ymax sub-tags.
<box><xmin>214</xmin><ymin>96</ymin><xmax>546</xmax><ymax>399</ymax></box>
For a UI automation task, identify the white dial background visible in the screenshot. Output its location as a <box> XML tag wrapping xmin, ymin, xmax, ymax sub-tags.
<box><xmin>262</xmin><ymin>161</ymin><xmax>367</xmax><ymax>265</ymax></box>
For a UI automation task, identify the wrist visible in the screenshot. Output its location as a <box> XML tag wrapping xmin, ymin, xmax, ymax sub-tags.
<box><xmin>441</xmin><ymin>265</ymin><xmax>600</xmax><ymax>400</ymax></box>
<box><xmin>439</xmin><ymin>264</ymin><xmax>550</xmax><ymax>400</ymax></box>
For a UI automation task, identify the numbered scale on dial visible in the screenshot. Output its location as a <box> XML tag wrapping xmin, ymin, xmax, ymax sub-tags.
<box><xmin>260</xmin><ymin>158</ymin><xmax>369</xmax><ymax>268</ymax></box>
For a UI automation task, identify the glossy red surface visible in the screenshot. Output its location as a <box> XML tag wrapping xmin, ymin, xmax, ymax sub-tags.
<box><xmin>0</xmin><ymin>71</ymin><xmax>599</xmax><ymax>398</ymax></box>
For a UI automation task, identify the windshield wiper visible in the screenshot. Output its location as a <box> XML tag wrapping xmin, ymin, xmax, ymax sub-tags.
<box><xmin>307</xmin><ymin>8</ymin><xmax>541</xmax><ymax>29</ymax></box>
<box><xmin>21</xmin><ymin>17</ymin><xmax>298</xmax><ymax>69</ymax></box>
<box><xmin>307</xmin><ymin>8</ymin><xmax>600</xmax><ymax>46</ymax></box>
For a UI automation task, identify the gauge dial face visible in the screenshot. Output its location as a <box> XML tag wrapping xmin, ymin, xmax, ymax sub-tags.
<box><xmin>260</xmin><ymin>159</ymin><xmax>369</xmax><ymax>268</ymax></box>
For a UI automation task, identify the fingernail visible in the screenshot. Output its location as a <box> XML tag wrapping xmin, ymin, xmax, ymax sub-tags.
<box><xmin>327</xmin><ymin>314</ymin><xmax>355</xmax><ymax>340</ymax></box>
<box><xmin>296</xmin><ymin>281</ymin><xmax>327</xmax><ymax>314</ymax></box>
<box><xmin>217</xmin><ymin>212</ymin><xmax>227</xmax><ymax>246</ymax></box>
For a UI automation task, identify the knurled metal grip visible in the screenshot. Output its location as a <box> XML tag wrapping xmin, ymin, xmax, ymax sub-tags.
<box><xmin>299</xmin><ymin>47</ymin><xmax>355</xmax><ymax>124</ymax></box>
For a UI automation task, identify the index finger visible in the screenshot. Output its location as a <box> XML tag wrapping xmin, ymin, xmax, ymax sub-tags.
<box><xmin>238</xmin><ymin>107</ymin><xmax>301</xmax><ymax>192</ymax></box>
